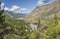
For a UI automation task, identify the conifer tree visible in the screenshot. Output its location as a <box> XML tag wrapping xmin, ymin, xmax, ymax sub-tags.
<box><xmin>0</xmin><ymin>10</ymin><xmax>5</xmax><ymax>24</ymax></box>
<box><xmin>0</xmin><ymin>2</ymin><xmax>5</xmax><ymax>39</ymax></box>
<box><xmin>37</xmin><ymin>18</ymin><xmax>41</xmax><ymax>39</ymax></box>
<box><xmin>53</xmin><ymin>14</ymin><xmax>58</xmax><ymax>26</ymax></box>
<box><xmin>37</xmin><ymin>18</ymin><xmax>41</xmax><ymax>28</ymax></box>
<box><xmin>0</xmin><ymin>2</ymin><xmax>5</xmax><ymax>25</ymax></box>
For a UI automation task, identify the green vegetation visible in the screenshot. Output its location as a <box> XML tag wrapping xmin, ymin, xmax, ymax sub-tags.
<box><xmin>0</xmin><ymin>2</ymin><xmax>60</xmax><ymax>39</ymax></box>
<box><xmin>0</xmin><ymin>10</ymin><xmax>60</xmax><ymax>39</ymax></box>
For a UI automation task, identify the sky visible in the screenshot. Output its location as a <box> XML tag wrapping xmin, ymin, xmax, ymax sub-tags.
<box><xmin>0</xmin><ymin>0</ymin><xmax>56</xmax><ymax>13</ymax></box>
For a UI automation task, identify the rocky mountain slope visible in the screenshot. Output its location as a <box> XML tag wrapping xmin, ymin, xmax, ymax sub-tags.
<box><xmin>24</xmin><ymin>0</ymin><xmax>60</xmax><ymax>23</ymax></box>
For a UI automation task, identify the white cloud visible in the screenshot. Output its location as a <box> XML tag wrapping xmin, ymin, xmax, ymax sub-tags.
<box><xmin>37</xmin><ymin>0</ymin><xmax>45</xmax><ymax>6</ymax></box>
<box><xmin>4</xmin><ymin>5</ymin><xmax>30</xmax><ymax>13</ymax></box>
<box><xmin>5</xmin><ymin>5</ymin><xmax>20</xmax><ymax>11</ymax></box>
<box><xmin>4</xmin><ymin>7</ymin><xmax>9</xmax><ymax>10</ymax></box>
<box><xmin>20</xmin><ymin>8</ymin><xmax>28</xmax><ymax>11</ymax></box>
<box><xmin>10</xmin><ymin>5</ymin><xmax>20</xmax><ymax>11</ymax></box>
<box><xmin>1</xmin><ymin>3</ymin><xmax>4</xmax><ymax>7</ymax></box>
<box><xmin>37</xmin><ymin>0</ymin><xmax>56</xmax><ymax>6</ymax></box>
<box><xmin>39</xmin><ymin>0</ymin><xmax>45</xmax><ymax>2</ymax></box>
<box><xmin>14</xmin><ymin>8</ymin><xmax>30</xmax><ymax>13</ymax></box>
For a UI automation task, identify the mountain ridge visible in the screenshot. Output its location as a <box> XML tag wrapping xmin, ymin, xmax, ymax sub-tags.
<box><xmin>4</xmin><ymin>11</ymin><xmax>29</xmax><ymax>19</ymax></box>
<box><xmin>24</xmin><ymin>0</ymin><xmax>60</xmax><ymax>23</ymax></box>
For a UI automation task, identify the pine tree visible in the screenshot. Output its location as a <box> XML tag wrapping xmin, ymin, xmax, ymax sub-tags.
<box><xmin>36</xmin><ymin>18</ymin><xmax>41</xmax><ymax>39</ymax></box>
<box><xmin>0</xmin><ymin>2</ymin><xmax>5</xmax><ymax>25</ymax></box>
<box><xmin>0</xmin><ymin>10</ymin><xmax>5</xmax><ymax>24</ymax></box>
<box><xmin>0</xmin><ymin>2</ymin><xmax>5</xmax><ymax>39</ymax></box>
<box><xmin>53</xmin><ymin>14</ymin><xmax>58</xmax><ymax>26</ymax></box>
<box><xmin>37</xmin><ymin>18</ymin><xmax>41</xmax><ymax>28</ymax></box>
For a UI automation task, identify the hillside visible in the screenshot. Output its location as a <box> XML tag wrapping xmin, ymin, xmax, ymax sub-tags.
<box><xmin>24</xmin><ymin>0</ymin><xmax>60</xmax><ymax>23</ymax></box>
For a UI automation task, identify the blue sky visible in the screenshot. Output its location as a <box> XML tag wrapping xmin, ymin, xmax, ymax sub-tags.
<box><xmin>0</xmin><ymin>0</ymin><xmax>56</xmax><ymax>13</ymax></box>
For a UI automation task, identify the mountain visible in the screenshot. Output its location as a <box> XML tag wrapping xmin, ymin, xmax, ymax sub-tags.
<box><xmin>24</xmin><ymin>0</ymin><xmax>60</xmax><ymax>23</ymax></box>
<box><xmin>4</xmin><ymin>11</ymin><xmax>29</xmax><ymax>19</ymax></box>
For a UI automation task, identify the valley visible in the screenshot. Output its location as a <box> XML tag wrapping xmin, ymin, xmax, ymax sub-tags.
<box><xmin>0</xmin><ymin>0</ymin><xmax>60</xmax><ymax>39</ymax></box>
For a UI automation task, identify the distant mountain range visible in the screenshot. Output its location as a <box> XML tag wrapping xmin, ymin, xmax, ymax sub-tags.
<box><xmin>4</xmin><ymin>11</ymin><xmax>29</xmax><ymax>19</ymax></box>
<box><xmin>24</xmin><ymin>0</ymin><xmax>60</xmax><ymax>23</ymax></box>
